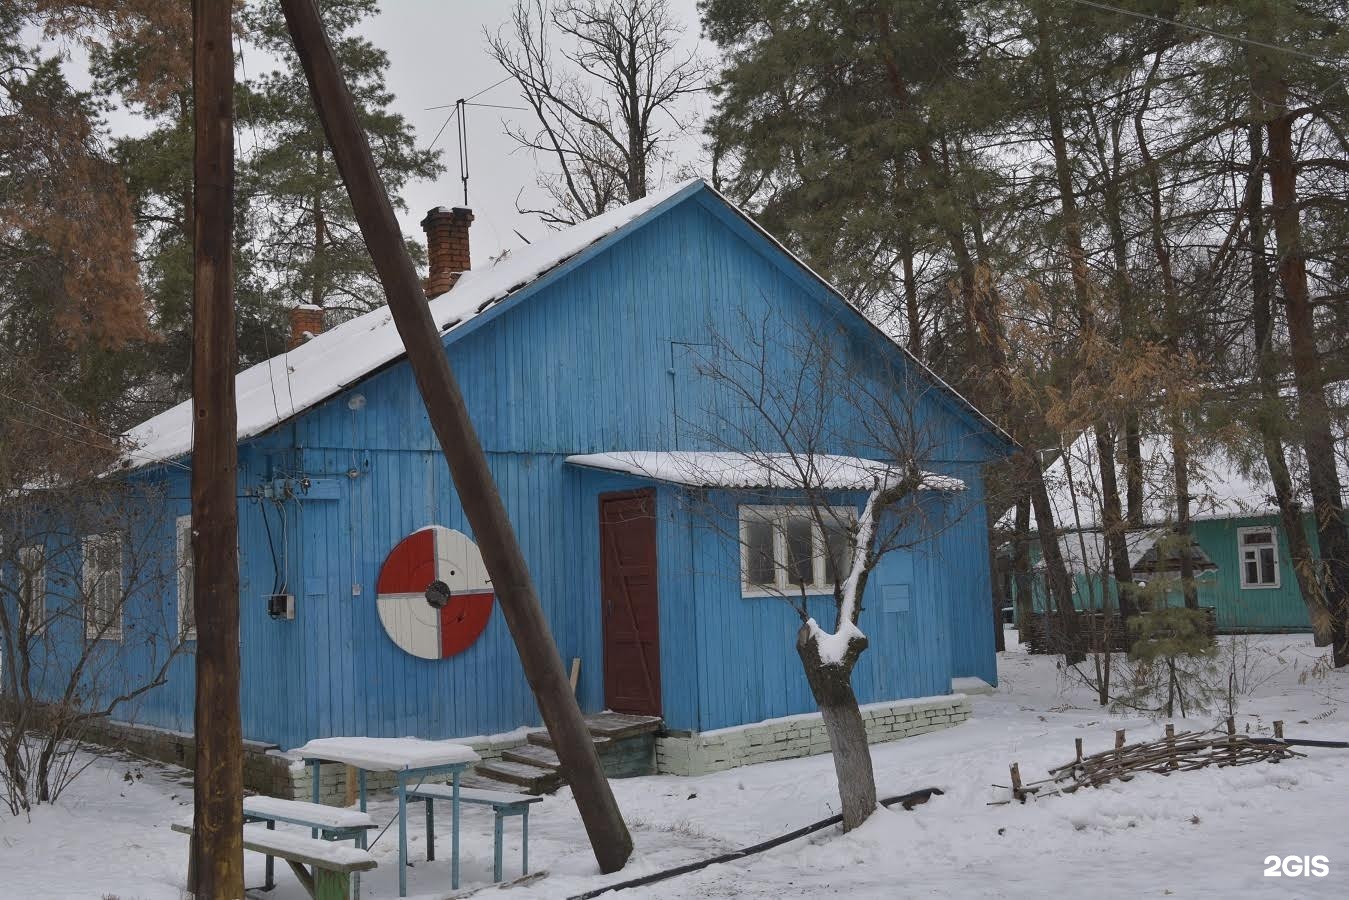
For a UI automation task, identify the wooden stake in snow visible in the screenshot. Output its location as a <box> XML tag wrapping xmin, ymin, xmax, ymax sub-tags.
<box><xmin>277</xmin><ymin>0</ymin><xmax>631</xmax><ymax>873</ymax></box>
<box><xmin>1274</xmin><ymin>720</ymin><xmax>1284</xmax><ymax>740</ymax></box>
<box><xmin>1165</xmin><ymin>724</ymin><xmax>1177</xmax><ymax>771</ymax></box>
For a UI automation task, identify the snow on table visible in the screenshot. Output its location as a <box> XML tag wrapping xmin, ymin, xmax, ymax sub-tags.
<box><xmin>293</xmin><ymin>736</ymin><xmax>480</xmax><ymax>771</ymax></box>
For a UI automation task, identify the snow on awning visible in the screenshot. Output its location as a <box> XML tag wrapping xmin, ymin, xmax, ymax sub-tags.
<box><xmin>564</xmin><ymin>451</ymin><xmax>965</xmax><ymax>492</ymax></box>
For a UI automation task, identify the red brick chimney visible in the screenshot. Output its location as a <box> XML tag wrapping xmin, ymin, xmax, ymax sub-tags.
<box><xmin>421</xmin><ymin>206</ymin><xmax>473</xmax><ymax>299</ymax></box>
<box><xmin>287</xmin><ymin>304</ymin><xmax>325</xmax><ymax>351</ymax></box>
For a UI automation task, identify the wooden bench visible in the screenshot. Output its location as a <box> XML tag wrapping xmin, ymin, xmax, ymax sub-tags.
<box><xmin>173</xmin><ymin>821</ymin><xmax>376</xmax><ymax>900</ymax></box>
<box><xmin>242</xmin><ymin>795</ymin><xmax>377</xmax><ymax>890</ymax></box>
<box><xmin>407</xmin><ymin>784</ymin><xmax>542</xmax><ymax>882</ymax></box>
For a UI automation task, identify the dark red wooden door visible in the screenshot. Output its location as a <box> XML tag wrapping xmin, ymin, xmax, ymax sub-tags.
<box><xmin>599</xmin><ymin>490</ymin><xmax>661</xmax><ymax>716</ymax></box>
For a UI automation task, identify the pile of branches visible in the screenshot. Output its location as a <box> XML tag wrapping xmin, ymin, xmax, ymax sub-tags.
<box><xmin>999</xmin><ymin>722</ymin><xmax>1303</xmax><ymax>804</ymax></box>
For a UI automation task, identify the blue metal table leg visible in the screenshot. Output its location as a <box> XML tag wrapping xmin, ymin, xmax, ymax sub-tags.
<box><xmin>522</xmin><ymin>807</ymin><xmax>529</xmax><ymax>875</ymax></box>
<box><xmin>265</xmin><ymin>819</ymin><xmax>276</xmax><ymax>890</ymax></box>
<box><xmin>492</xmin><ymin>810</ymin><xmax>504</xmax><ymax>882</ymax></box>
<box><xmin>397</xmin><ymin>774</ymin><xmax>409</xmax><ymax>897</ymax></box>
<box><xmin>310</xmin><ymin>761</ymin><xmax>321</xmax><ymax>839</ymax></box>
<box><xmin>425</xmin><ymin>797</ymin><xmax>436</xmax><ymax>861</ymax></box>
<box><xmin>452</xmin><ymin>770</ymin><xmax>461</xmax><ymax>890</ymax></box>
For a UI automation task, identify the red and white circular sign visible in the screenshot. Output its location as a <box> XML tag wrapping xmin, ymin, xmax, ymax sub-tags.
<box><xmin>376</xmin><ymin>526</ymin><xmax>494</xmax><ymax>660</ymax></box>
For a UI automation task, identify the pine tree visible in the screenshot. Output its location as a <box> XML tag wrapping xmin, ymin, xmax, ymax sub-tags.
<box><xmin>241</xmin><ymin>0</ymin><xmax>442</xmax><ymax>319</ymax></box>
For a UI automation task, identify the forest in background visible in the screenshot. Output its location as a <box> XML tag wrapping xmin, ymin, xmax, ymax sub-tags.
<box><xmin>2</xmin><ymin>0</ymin><xmax>1346</xmax><ymax>664</ymax></box>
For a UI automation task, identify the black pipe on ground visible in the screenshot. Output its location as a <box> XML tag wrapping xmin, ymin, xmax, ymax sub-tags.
<box><xmin>567</xmin><ymin>787</ymin><xmax>944</xmax><ymax>900</ymax></box>
<box><xmin>1250</xmin><ymin>736</ymin><xmax>1349</xmax><ymax>749</ymax></box>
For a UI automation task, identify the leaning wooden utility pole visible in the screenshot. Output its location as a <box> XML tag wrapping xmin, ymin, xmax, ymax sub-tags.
<box><xmin>278</xmin><ymin>0</ymin><xmax>633</xmax><ymax>873</ymax></box>
<box><xmin>189</xmin><ymin>0</ymin><xmax>244</xmax><ymax>895</ymax></box>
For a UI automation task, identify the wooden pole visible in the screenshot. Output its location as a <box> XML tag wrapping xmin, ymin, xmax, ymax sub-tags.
<box><xmin>276</xmin><ymin>0</ymin><xmax>632</xmax><ymax>873</ymax></box>
<box><xmin>190</xmin><ymin>0</ymin><xmax>244</xmax><ymax>895</ymax></box>
<box><xmin>1009</xmin><ymin>763</ymin><xmax>1023</xmax><ymax>802</ymax></box>
<box><xmin>1273</xmin><ymin>720</ymin><xmax>1284</xmax><ymax>740</ymax></box>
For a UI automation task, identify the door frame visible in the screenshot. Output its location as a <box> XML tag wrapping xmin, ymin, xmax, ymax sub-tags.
<box><xmin>598</xmin><ymin>488</ymin><xmax>662</xmax><ymax>716</ymax></box>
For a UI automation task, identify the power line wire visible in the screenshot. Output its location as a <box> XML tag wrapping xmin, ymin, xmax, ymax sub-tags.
<box><xmin>425</xmin><ymin>74</ymin><xmax>516</xmax><ymax>111</ymax></box>
<box><xmin>0</xmin><ymin>390</ymin><xmax>193</xmax><ymax>472</ymax></box>
<box><xmin>1066</xmin><ymin>0</ymin><xmax>1339</xmax><ymax>64</ymax></box>
<box><xmin>427</xmin><ymin>104</ymin><xmax>459</xmax><ymax>152</ymax></box>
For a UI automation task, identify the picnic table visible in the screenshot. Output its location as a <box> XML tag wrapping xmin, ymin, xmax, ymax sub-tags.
<box><xmin>293</xmin><ymin>736</ymin><xmax>480</xmax><ymax>897</ymax></box>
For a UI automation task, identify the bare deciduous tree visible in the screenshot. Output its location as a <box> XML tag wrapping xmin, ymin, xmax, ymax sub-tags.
<box><xmin>488</xmin><ymin>0</ymin><xmax>709</xmax><ymax>226</ymax></box>
<box><xmin>0</xmin><ymin>380</ymin><xmax>186</xmax><ymax>816</ymax></box>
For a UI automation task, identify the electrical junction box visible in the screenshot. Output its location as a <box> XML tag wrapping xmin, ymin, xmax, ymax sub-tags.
<box><xmin>267</xmin><ymin>593</ymin><xmax>295</xmax><ymax>620</ymax></box>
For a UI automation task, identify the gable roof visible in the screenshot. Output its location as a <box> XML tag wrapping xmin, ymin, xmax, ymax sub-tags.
<box><xmin>121</xmin><ymin>180</ymin><xmax>1009</xmax><ymax>470</ymax></box>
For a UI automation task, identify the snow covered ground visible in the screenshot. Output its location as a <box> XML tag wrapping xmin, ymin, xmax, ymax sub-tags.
<box><xmin>3</xmin><ymin>632</ymin><xmax>1345</xmax><ymax>899</ymax></box>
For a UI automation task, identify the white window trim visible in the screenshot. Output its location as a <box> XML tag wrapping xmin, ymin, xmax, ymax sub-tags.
<box><xmin>738</xmin><ymin>504</ymin><xmax>857</xmax><ymax>598</ymax></box>
<box><xmin>176</xmin><ymin>515</ymin><xmax>197</xmax><ymax>641</ymax></box>
<box><xmin>18</xmin><ymin>544</ymin><xmax>46</xmax><ymax>638</ymax></box>
<box><xmin>83</xmin><ymin>532</ymin><xmax>124</xmax><ymax>641</ymax></box>
<box><xmin>1237</xmin><ymin>526</ymin><xmax>1280</xmax><ymax>590</ymax></box>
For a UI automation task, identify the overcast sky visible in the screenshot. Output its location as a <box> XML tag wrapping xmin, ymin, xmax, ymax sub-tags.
<box><xmin>51</xmin><ymin>1</ymin><xmax>713</xmax><ymax>264</ymax></box>
<box><xmin>356</xmin><ymin>0</ymin><xmax>712</xmax><ymax>263</ymax></box>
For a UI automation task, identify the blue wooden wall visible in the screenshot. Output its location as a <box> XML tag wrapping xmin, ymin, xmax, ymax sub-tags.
<box><xmin>20</xmin><ymin>185</ymin><xmax>1004</xmax><ymax>748</ymax></box>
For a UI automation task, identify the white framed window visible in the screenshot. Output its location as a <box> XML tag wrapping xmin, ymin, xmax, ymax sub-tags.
<box><xmin>739</xmin><ymin>505</ymin><xmax>856</xmax><ymax>596</ymax></box>
<box><xmin>176</xmin><ymin>515</ymin><xmax>196</xmax><ymax>640</ymax></box>
<box><xmin>1238</xmin><ymin>526</ymin><xmax>1280</xmax><ymax>589</ymax></box>
<box><xmin>18</xmin><ymin>545</ymin><xmax>46</xmax><ymax>638</ymax></box>
<box><xmin>82</xmin><ymin>532</ymin><xmax>124</xmax><ymax>640</ymax></box>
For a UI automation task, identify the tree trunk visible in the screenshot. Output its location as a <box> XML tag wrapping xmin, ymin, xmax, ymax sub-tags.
<box><xmin>797</xmin><ymin>628</ymin><xmax>876</xmax><ymax>832</ymax></box>
<box><xmin>899</xmin><ymin>228</ymin><xmax>921</xmax><ymax>356</ymax></box>
<box><xmin>1245</xmin><ymin>122</ymin><xmax>1328</xmax><ymax>643</ymax></box>
<box><xmin>1134</xmin><ymin>97</ymin><xmax>1198</xmax><ymax>610</ymax></box>
<box><xmin>1027</xmin><ymin>450</ymin><xmax>1083</xmax><ymax>662</ymax></box>
<box><xmin>1095</xmin><ymin>425</ymin><xmax>1138</xmax><ymax>620</ymax></box>
<box><xmin>1266</xmin><ymin>89</ymin><xmax>1349</xmax><ymax>666</ymax></box>
<box><xmin>311</xmin><ymin>146</ymin><xmax>326</xmax><ymax>307</ymax></box>
<box><xmin>988</xmin><ymin>503</ymin><xmax>1006</xmax><ymax>652</ymax></box>
<box><xmin>1012</xmin><ymin>496</ymin><xmax>1034</xmax><ymax>633</ymax></box>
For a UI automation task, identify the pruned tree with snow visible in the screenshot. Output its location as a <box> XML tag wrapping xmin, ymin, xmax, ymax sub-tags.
<box><xmin>656</xmin><ymin>311</ymin><xmax>976</xmax><ymax>832</ymax></box>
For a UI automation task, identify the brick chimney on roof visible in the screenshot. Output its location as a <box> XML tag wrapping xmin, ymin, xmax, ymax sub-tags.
<box><xmin>287</xmin><ymin>304</ymin><xmax>325</xmax><ymax>351</ymax></box>
<box><xmin>421</xmin><ymin>206</ymin><xmax>473</xmax><ymax>299</ymax></box>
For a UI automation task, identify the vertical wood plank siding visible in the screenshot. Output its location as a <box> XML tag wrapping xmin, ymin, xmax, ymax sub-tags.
<box><xmin>28</xmin><ymin>194</ymin><xmax>999</xmax><ymax>747</ymax></box>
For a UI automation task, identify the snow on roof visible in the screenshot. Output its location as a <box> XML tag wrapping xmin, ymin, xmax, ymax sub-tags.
<box><xmin>564</xmin><ymin>451</ymin><xmax>966</xmax><ymax>492</ymax></box>
<box><xmin>121</xmin><ymin>180</ymin><xmax>700</xmax><ymax>469</ymax></box>
<box><xmin>119</xmin><ymin>178</ymin><xmax>1008</xmax><ymax>470</ymax></box>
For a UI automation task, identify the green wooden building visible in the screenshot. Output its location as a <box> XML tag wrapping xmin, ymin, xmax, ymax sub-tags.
<box><xmin>1008</xmin><ymin>430</ymin><xmax>1327</xmax><ymax>634</ymax></box>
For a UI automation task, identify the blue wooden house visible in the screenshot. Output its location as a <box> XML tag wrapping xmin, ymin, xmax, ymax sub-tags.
<box><xmin>15</xmin><ymin>180</ymin><xmax>1010</xmax><ymax>777</ymax></box>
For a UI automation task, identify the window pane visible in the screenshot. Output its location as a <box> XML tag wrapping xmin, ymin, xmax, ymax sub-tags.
<box><xmin>1245</xmin><ymin>559</ymin><xmax>1259</xmax><ymax>585</ymax></box>
<box><xmin>824</xmin><ymin>521</ymin><xmax>851</xmax><ymax>586</ymax></box>
<box><xmin>744</xmin><ymin>519</ymin><xmax>775</xmax><ymax>586</ymax></box>
<box><xmin>1260</xmin><ymin>547</ymin><xmax>1276</xmax><ymax>583</ymax></box>
<box><xmin>1243</xmin><ymin>530</ymin><xmax>1273</xmax><ymax>546</ymax></box>
<box><xmin>785</xmin><ymin>516</ymin><xmax>814</xmax><ymax>586</ymax></box>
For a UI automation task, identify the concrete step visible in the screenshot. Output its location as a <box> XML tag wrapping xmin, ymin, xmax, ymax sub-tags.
<box><xmin>473</xmin><ymin>759</ymin><xmax>563</xmax><ymax>795</ymax></box>
<box><xmin>501</xmin><ymin>744</ymin><xmax>562</xmax><ymax>770</ymax></box>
